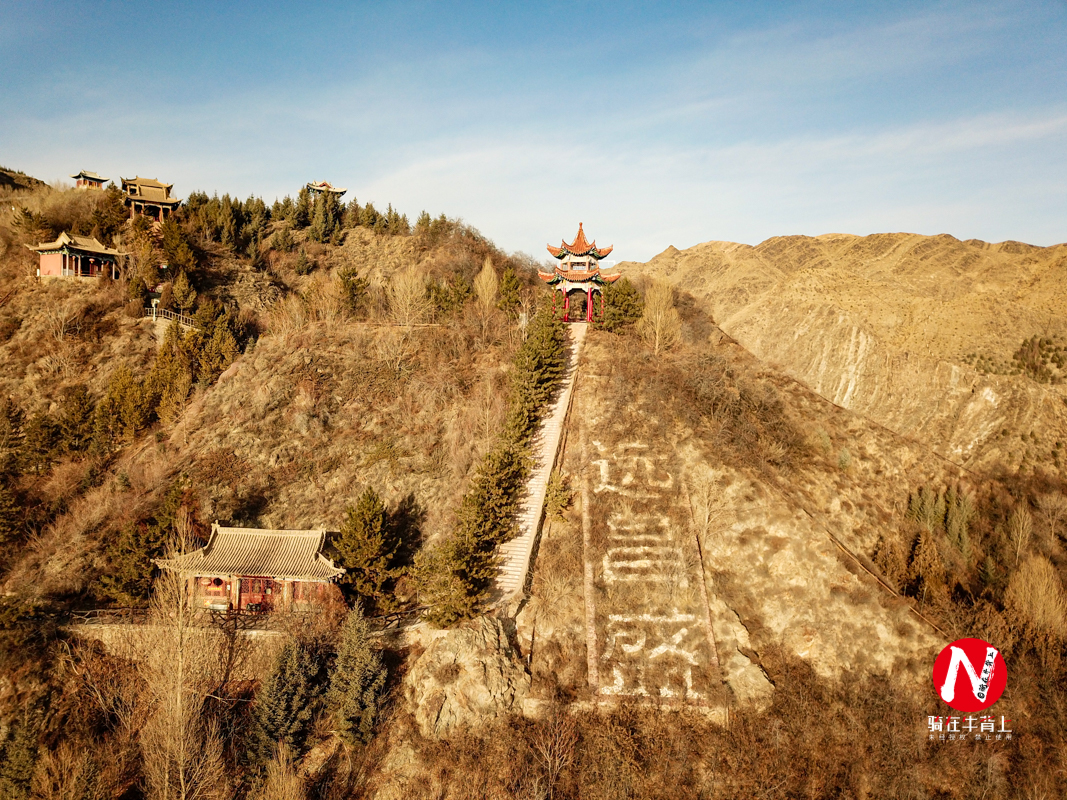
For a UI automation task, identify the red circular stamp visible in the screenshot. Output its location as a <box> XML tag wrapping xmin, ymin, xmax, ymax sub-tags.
<box><xmin>932</xmin><ymin>638</ymin><xmax>1007</xmax><ymax>712</ymax></box>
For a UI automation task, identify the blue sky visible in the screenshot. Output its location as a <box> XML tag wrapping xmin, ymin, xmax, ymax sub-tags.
<box><xmin>2</xmin><ymin>1</ymin><xmax>1066</xmax><ymax>261</ymax></box>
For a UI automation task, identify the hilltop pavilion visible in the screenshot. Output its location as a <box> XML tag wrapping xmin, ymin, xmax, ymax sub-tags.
<box><xmin>71</xmin><ymin>170</ymin><xmax>107</xmax><ymax>190</ymax></box>
<box><xmin>306</xmin><ymin>180</ymin><xmax>347</xmax><ymax>199</ymax></box>
<box><xmin>121</xmin><ymin>177</ymin><xmax>181</xmax><ymax>221</ymax></box>
<box><xmin>539</xmin><ymin>223</ymin><xmax>620</xmax><ymax>322</ymax></box>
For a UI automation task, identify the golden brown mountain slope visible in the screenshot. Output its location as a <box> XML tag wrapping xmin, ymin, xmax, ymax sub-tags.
<box><xmin>620</xmin><ymin>233</ymin><xmax>1067</xmax><ymax>471</ymax></box>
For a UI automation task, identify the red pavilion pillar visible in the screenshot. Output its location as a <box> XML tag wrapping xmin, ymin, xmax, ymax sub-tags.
<box><xmin>586</xmin><ymin>287</ymin><xmax>593</xmax><ymax>322</ymax></box>
<box><xmin>563</xmin><ymin>292</ymin><xmax>569</xmax><ymax>322</ymax></box>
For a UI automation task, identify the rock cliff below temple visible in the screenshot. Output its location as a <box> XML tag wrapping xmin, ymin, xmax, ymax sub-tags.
<box><xmin>621</xmin><ymin>233</ymin><xmax>1067</xmax><ymax>471</ymax></box>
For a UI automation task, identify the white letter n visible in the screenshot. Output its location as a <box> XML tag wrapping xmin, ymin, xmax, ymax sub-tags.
<box><xmin>940</xmin><ymin>646</ymin><xmax>998</xmax><ymax>703</ymax></box>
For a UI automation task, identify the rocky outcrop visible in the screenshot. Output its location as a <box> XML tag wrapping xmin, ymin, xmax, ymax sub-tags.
<box><xmin>404</xmin><ymin>616</ymin><xmax>530</xmax><ymax>739</ymax></box>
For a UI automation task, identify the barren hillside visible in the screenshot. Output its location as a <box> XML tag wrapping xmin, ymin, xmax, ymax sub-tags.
<box><xmin>621</xmin><ymin>233</ymin><xmax>1067</xmax><ymax>471</ymax></box>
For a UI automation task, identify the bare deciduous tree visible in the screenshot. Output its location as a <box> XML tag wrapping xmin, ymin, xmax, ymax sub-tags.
<box><xmin>135</xmin><ymin>511</ymin><xmax>231</xmax><ymax>800</ymax></box>
<box><xmin>251</xmin><ymin>745</ymin><xmax>306</xmax><ymax>800</ymax></box>
<box><xmin>473</xmin><ymin>255</ymin><xmax>499</xmax><ymax>340</ymax></box>
<box><xmin>1008</xmin><ymin>506</ymin><xmax>1033</xmax><ymax>566</ymax></box>
<box><xmin>637</xmin><ymin>279</ymin><xmax>680</xmax><ymax>355</ymax></box>
<box><xmin>1006</xmin><ymin>555</ymin><xmax>1067</xmax><ymax>640</ymax></box>
<box><xmin>1038</xmin><ymin>492</ymin><xmax>1067</xmax><ymax>544</ymax></box>
<box><xmin>388</xmin><ymin>268</ymin><xmax>430</xmax><ymax>327</ymax></box>
<box><xmin>532</xmin><ymin>707</ymin><xmax>578</xmax><ymax>800</ymax></box>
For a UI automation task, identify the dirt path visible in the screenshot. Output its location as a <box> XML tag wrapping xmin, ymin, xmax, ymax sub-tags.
<box><xmin>495</xmin><ymin>323</ymin><xmax>588</xmax><ymax>601</ymax></box>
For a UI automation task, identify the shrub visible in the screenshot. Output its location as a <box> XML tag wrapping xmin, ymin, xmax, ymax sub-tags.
<box><xmin>837</xmin><ymin>447</ymin><xmax>851</xmax><ymax>471</ymax></box>
<box><xmin>338</xmin><ymin>267</ymin><xmax>368</xmax><ymax>318</ymax></box>
<box><xmin>544</xmin><ymin>470</ymin><xmax>574</xmax><ymax>522</ymax></box>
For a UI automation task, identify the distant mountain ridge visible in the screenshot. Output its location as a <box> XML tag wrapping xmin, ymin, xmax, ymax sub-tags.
<box><xmin>621</xmin><ymin>232</ymin><xmax>1067</xmax><ymax>472</ymax></box>
<box><xmin>0</xmin><ymin>165</ymin><xmax>46</xmax><ymax>193</ymax></box>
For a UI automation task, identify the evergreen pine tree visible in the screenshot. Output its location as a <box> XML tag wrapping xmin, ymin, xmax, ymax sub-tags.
<box><xmin>327</xmin><ymin>605</ymin><xmax>387</xmax><ymax>747</ymax></box>
<box><xmin>159</xmin><ymin>219</ymin><xmax>196</xmax><ymax>273</ymax></box>
<box><xmin>344</xmin><ymin>197</ymin><xmax>362</xmax><ymax>228</ymax></box>
<box><xmin>57</xmin><ymin>384</ymin><xmax>95</xmax><ymax>453</ymax></box>
<box><xmin>295</xmin><ymin>248</ymin><xmax>313</xmax><ymax>276</ymax></box>
<box><xmin>90</xmin><ymin>184</ymin><xmax>129</xmax><ymax>246</ymax></box>
<box><xmin>21</xmin><ymin>411</ymin><xmax>58</xmax><ymax>474</ymax></box>
<box><xmin>249</xmin><ymin>639</ymin><xmax>321</xmax><ymax>766</ymax></box>
<box><xmin>597</xmin><ymin>277</ymin><xmax>643</xmax><ymax>332</ymax></box>
<box><xmin>0</xmin><ymin>482</ymin><xmax>20</xmax><ymax>550</ymax></box>
<box><xmin>498</xmin><ymin>264</ymin><xmax>522</xmax><ymax>319</ymax></box>
<box><xmin>293</xmin><ymin>188</ymin><xmax>312</xmax><ymax>228</ymax></box>
<box><xmin>909</xmin><ymin>527</ymin><xmax>947</xmax><ymax>605</ymax></box>
<box><xmin>309</xmin><ymin>191</ymin><xmax>342</xmax><ymax>243</ymax></box>
<box><xmin>172</xmin><ymin>270</ymin><xmax>197</xmax><ymax>313</ymax></box>
<box><xmin>0</xmin><ymin>398</ymin><xmax>23</xmax><ymax>478</ymax></box>
<box><xmin>506</xmin><ymin>309</ymin><xmax>567</xmax><ymax>441</ymax></box>
<box><xmin>335</xmin><ymin>489</ymin><xmax>399</xmax><ymax>613</ymax></box>
<box><xmin>359</xmin><ymin>202</ymin><xmax>380</xmax><ymax>229</ymax></box>
<box><xmin>0</xmin><ymin>714</ymin><xmax>39</xmax><ymax>800</ymax></box>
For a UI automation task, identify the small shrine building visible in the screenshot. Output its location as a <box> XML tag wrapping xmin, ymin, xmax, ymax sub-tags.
<box><xmin>306</xmin><ymin>180</ymin><xmax>347</xmax><ymax>199</ymax></box>
<box><xmin>540</xmin><ymin>223</ymin><xmax>620</xmax><ymax>322</ymax></box>
<box><xmin>121</xmin><ymin>176</ymin><xmax>181</xmax><ymax>221</ymax></box>
<box><xmin>27</xmin><ymin>232</ymin><xmax>122</xmax><ymax>279</ymax></box>
<box><xmin>71</xmin><ymin>170</ymin><xmax>107</xmax><ymax>190</ymax></box>
<box><xmin>156</xmin><ymin>523</ymin><xmax>345</xmax><ymax>612</ymax></box>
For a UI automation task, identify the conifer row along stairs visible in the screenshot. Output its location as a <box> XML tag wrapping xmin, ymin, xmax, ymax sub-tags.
<box><xmin>495</xmin><ymin>322</ymin><xmax>588</xmax><ymax>601</ymax></box>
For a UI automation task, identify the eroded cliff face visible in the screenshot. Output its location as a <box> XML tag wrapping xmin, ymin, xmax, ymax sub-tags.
<box><xmin>623</xmin><ymin>233</ymin><xmax>1067</xmax><ymax>470</ymax></box>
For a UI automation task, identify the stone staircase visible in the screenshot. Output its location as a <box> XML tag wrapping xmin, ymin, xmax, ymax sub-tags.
<box><xmin>495</xmin><ymin>322</ymin><xmax>588</xmax><ymax>600</ymax></box>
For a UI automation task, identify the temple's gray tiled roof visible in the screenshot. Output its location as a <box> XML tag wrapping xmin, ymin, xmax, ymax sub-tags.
<box><xmin>26</xmin><ymin>232</ymin><xmax>122</xmax><ymax>257</ymax></box>
<box><xmin>156</xmin><ymin>523</ymin><xmax>344</xmax><ymax>582</ymax></box>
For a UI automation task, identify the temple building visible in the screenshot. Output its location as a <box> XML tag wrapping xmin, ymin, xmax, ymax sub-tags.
<box><xmin>306</xmin><ymin>180</ymin><xmax>347</xmax><ymax>199</ymax></box>
<box><xmin>121</xmin><ymin>177</ymin><xmax>181</xmax><ymax>221</ymax></box>
<box><xmin>71</xmin><ymin>170</ymin><xmax>107</xmax><ymax>190</ymax></box>
<box><xmin>539</xmin><ymin>223</ymin><xmax>620</xmax><ymax>322</ymax></box>
<box><xmin>27</xmin><ymin>232</ymin><xmax>122</xmax><ymax>279</ymax></box>
<box><xmin>156</xmin><ymin>524</ymin><xmax>345</xmax><ymax>612</ymax></box>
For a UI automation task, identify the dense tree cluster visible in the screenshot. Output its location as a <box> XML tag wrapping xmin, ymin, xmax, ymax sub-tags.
<box><xmin>417</xmin><ymin>308</ymin><xmax>568</xmax><ymax>626</ymax></box>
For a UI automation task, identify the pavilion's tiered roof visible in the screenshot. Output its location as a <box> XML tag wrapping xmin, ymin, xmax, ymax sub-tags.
<box><xmin>546</xmin><ymin>222</ymin><xmax>614</xmax><ymax>260</ymax></box>
<box><xmin>156</xmin><ymin>523</ymin><xmax>345</xmax><ymax>582</ymax></box>
<box><xmin>71</xmin><ymin>170</ymin><xmax>107</xmax><ymax>183</ymax></box>
<box><xmin>539</xmin><ymin>223</ymin><xmax>620</xmax><ymax>286</ymax></box>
